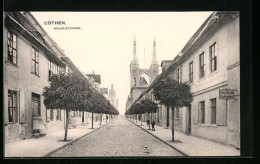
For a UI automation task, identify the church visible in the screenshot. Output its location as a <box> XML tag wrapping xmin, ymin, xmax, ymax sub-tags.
<box><xmin>125</xmin><ymin>38</ymin><xmax>159</xmax><ymax>112</ymax></box>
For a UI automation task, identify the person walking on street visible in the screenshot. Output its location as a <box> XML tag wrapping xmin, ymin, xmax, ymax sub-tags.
<box><xmin>151</xmin><ymin>120</ymin><xmax>155</xmax><ymax>131</ymax></box>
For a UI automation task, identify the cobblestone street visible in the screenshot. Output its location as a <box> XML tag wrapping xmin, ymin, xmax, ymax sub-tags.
<box><xmin>48</xmin><ymin>116</ymin><xmax>183</xmax><ymax>157</ymax></box>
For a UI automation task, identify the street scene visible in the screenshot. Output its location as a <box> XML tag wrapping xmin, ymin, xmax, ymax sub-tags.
<box><xmin>3</xmin><ymin>11</ymin><xmax>240</xmax><ymax>157</ymax></box>
<box><xmin>47</xmin><ymin>116</ymin><xmax>183</xmax><ymax>157</ymax></box>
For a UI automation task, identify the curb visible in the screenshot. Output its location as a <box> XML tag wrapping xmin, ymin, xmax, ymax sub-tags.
<box><xmin>43</xmin><ymin>120</ymin><xmax>114</xmax><ymax>157</ymax></box>
<box><xmin>127</xmin><ymin>118</ymin><xmax>189</xmax><ymax>157</ymax></box>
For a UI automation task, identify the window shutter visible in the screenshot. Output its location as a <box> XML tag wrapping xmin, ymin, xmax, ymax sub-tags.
<box><xmin>180</xmin><ymin>67</ymin><xmax>183</xmax><ymax>82</ymax></box>
<box><xmin>216</xmin><ymin>98</ymin><xmax>227</xmax><ymax>126</ymax></box>
<box><xmin>192</xmin><ymin>103</ymin><xmax>198</xmax><ymax>124</ymax></box>
<box><xmin>19</xmin><ymin>90</ymin><xmax>26</xmax><ymax>124</ymax></box>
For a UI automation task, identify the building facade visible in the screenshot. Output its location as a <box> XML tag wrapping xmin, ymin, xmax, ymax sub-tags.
<box><xmin>3</xmin><ymin>12</ymin><xmax>97</xmax><ymax>141</ymax></box>
<box><xmin>125</xmin><ymin>38</ymin><xmax>159</xmax><ymax>111</ymax></box>
<box><xmin>129</xmin><ymin>11</ymin><xmax>240</xmax><ymax>148</ymax></box>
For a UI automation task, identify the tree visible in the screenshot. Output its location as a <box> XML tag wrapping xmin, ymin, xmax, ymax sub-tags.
<box><xmin>140</xmin><ymin>99</ymin><xmax>157</xmax><ymax>129</ymax></box>
<box><xmin>43</xmin><ymin>73</ymin><xmax>92</xmax><ymax>141</ymax></box>
<box><xmin>88</xmin><ymin>91</ymin><xmax>105</xmax><ymax>128</ymax></box>
<box><xmin>152</xmin><ymin>76</ymin><xmax>193</xmax><ymax>142</ymax></box>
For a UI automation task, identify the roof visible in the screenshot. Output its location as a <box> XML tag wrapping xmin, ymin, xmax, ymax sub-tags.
<box><xmin>5</xmin><ymin>12</ymin><xmax>65</xmax><ymax>66</ymax></box>
<box><xmin>86</xmin><ymin>74</ymin><xmax>101</xmax><ymax>84</ymax></box>
<box><xmin>100</xmin><ymin>88</ymin><xmax>108</xmax><ymax>94</ymax></box>
<box><xmin>6</xmin><ymin>12</ymin><xmax>51</xmax><ymax>50</ymax></box>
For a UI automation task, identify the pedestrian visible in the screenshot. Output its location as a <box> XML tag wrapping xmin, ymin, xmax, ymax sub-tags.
<box><xmin>151</xmin><ymin>120</ymin><xmax>155</xmax><ymax>131</ymax></box>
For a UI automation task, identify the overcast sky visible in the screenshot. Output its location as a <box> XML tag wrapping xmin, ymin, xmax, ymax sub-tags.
<box><xmin>32</xmin><ymin>12</ymin><xmax>213</xmax><ymax>114</ymax></box>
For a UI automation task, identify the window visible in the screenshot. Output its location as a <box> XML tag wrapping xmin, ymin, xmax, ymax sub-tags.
<box><xmin>48</xmin><ymin>61</ymin><xmax>53</xmax><ymax>81</ymax></box>
<box><xmin>210</xmin><ymin>98</ymin><xmax>216</xmax><ymax>124</ymax></box>
<box><xmin>177</xmin><ymin>68</ymin><xmax>181</xmax><ymax>82</ymax></box>
<box><xmin>8</xmin><ymin>90</ymin><xmax>18</xmax><ymax>123</ymax></box>
<box><xmin>133</xmin><ymin>77</ymin><xmax>136</xmax><ymax>86</ymax></box>
<box><xmin>199</xmin><ymin>101</ymin><xmax>205</xmax><ymax>124</ymax></box>
<box><xmin>189</xmin><ymin>62</ymin><xmax>193</xmax><ymax>83</ymax></box>
<box><xmin>210</xmin><ymin>42</ymin><xmax>217</xmax><ymax>72</ymax></box>
<box><xmin>56</xmin><ymin>109</ymin><xmax>61</xmax><ymax>120</ymax></box>
<box><xmin>199</xmin><ymin>52</ymin><xmax>205</xmax><ymax>78</ymax></box>
<box><xmin>32</xmin><ymin>48</ymin><xmax>39</xmax><ymax>75</ymax></box>
<box><xmin>7</xmin><ymin>31</ymin><xmax>17</xmax><ymax>65</ymax></box>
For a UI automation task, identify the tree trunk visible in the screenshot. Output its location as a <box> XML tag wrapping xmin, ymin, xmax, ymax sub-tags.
<box><xmin>64</xmin><ymin>109</ymin><xmax>69</xmax><ymax>141</ymax></box>
<box><xmin>166</xmin><ymin>106</ymin><xmax>169</xmax><ymax>127</ymax></box>
<box><xmin>100</xmin><ymin>113</ymin><xmax>102</xmax><ymax>125</ymax></box>
<box><xmin>148</xmin><ymin>113</ymin><xmax>151</xmax><ymax>130</ymax></box>
<box><xmin>106</xmin><ymin>114</ymin><xmax>107</xmax><ymax>123</ymax></box>
<box><xmin>141</xmin><ymin>115</ymin><xmax>142</xmax><ymax>126</ymax></box>
<box><xmin>171</xmin><ymin>105</ymin><xmax>175</xmax><ymax>142</ymax></box>
<box><xmin>136</xmin><ymin>114</ymin><xmax>137</xmax><ymax>123</ymax></box>
<box><xmin>82</xmin><ymin>111</ymin><xmax>84</xmax><ymax>123</ymax></box>
<box><xmin>92</xmin><ymin>112</ymin><xmax>94</xmax><ymax>129</ymax></box>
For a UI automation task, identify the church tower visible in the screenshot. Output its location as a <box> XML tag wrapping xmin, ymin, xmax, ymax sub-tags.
<box><xmin>130</xmin><ymin>37</ymin><xmax>140</xmax><ymax>89</ymax></box>
<box><xmin>150</xmin><ymin>38</ymin><xmax>159</xmax><ymax>83</ymax></box>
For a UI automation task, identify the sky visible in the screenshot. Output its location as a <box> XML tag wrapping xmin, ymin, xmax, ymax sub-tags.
<box><xmin>32</xmin><ymin>12</ymin><xmax>213</xmax><ymax>115</ymax></box>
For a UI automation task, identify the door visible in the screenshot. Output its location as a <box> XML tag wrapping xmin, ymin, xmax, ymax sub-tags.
<box><xmin>32</xmin><ymin>93</ymin><xmax>40</xmax><ymax>117</ymax></box>
<box><xmin>187</xmin><ymin>104</ymin><xmax>191</xmax><ymax>134</ymax></box>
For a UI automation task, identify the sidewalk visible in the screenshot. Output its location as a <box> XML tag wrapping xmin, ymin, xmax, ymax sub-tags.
<box><xmin>4</xmin><ymin>120</ymin><xmax>112</xmax><ymax>157</ymax></box>
<box><xmin>130</xmin><ymin>118</ymin><xmax>240</xmax><ymax>156</ymax></box>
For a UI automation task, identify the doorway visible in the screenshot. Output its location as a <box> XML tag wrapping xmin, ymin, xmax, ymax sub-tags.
<box><xmin>32</xmin><ymin>93</ymin><xmax>40</xmax><ymax>117</ymax></box>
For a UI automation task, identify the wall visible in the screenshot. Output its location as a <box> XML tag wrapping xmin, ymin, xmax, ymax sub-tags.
<box><xmin>179</xmin><ymin>15</ymin><xmax>239</xmax><ymax>145</ymax></box>
<box><xmin>4</xmin><ymin>26</ymin><xmax>51</xmax><ymax>140</ymax></box>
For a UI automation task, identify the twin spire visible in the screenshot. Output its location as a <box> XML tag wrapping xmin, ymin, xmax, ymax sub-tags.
<box><xmin>132</xmin><ymin>36</ymin><xmax>158</xmax><ymax>65</ymax></box>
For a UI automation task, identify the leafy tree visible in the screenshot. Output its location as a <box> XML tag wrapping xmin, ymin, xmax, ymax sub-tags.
<box><xmin>152</xmin><ymin>76</ymin><xmax>193</xmax><ymax>141</ymax></box>
<box><xmin>43</xmin><ymin>73</ymin><xmax>92</xmax><ymax>141</ymax></box>
<box><xmin>140</xmin><ymin>99</ymin><xmax>157</xmax><ymax>129</ymax></box>
<box><xmin>88</xmin><ymin>91</ymin><xmax>105</xmax><ymax>128</ymax></box>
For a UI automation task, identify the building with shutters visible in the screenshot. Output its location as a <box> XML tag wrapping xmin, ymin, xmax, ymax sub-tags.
<box><xmin>3</xmin><ymin>12</ymin><xmax>93</xmax><ymax>141</ymax></box>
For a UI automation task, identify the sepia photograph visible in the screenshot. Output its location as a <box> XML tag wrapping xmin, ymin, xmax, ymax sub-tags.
<box><xmin>3</xmin><ymin>10</ymin><xmax>243</xmax><ymax>158</ymax></box>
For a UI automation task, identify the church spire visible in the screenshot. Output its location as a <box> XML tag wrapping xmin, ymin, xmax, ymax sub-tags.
<box><xmin>132</xmin><ymin>36</ymin><xmax>138</xmax><ymax>64</ymax></box>
<box><xmin>151</xmin><ymin>37</ymin><xmax>158</xmax><ymax>65</ymax></box>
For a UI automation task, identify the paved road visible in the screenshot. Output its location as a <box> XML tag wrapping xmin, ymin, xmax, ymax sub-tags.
<box><xmin>49</xmin><ymin>116</ymin><xmax>183</xmax><ymax>157</ymax></box>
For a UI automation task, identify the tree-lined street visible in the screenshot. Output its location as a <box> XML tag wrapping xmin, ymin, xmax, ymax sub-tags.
<box><xmin>48</xmin><ymin>116</ymin><xmax>183</xmax><ymax>157</ymax></box>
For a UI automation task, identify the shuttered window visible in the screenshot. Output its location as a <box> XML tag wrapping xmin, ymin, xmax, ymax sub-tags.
<box><xmin>8</xmin><ymin>90</ymin><xmax>18</xmax><ymax>123</ymax></box>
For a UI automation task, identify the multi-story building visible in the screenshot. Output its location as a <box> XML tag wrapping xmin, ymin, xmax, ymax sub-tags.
<box><xmin>86</xmin><ymin>72</ymin><xmax>101</xmax><ymax>91</ymax></box>
<box><xmin>131</xmin><ymin>11</ymin><xmax>240</xmax><ymax>148</ymax></box>
<box><xmin>3</xmin><ymin>12</ymin><xmax>95</xmax><ymax>141</ymax></box>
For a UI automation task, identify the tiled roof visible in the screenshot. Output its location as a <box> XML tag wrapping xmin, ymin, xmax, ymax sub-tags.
<box><xmin>86</xmin><ymin>74</ymin><xmax>101</xmax><ymax>84</ymax></box>
<box><xmin>6</xmin><ymin>12</ymin><xmax>52</xmax><ymax>50</ymax></box>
